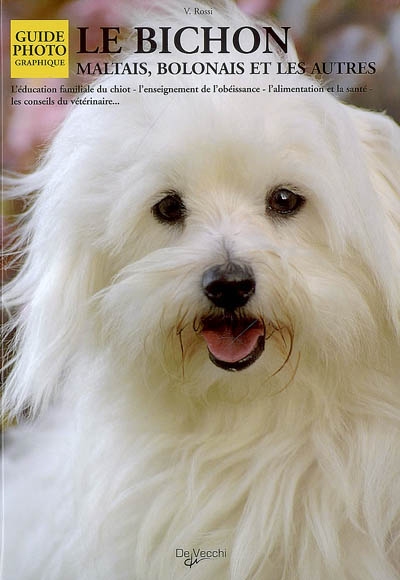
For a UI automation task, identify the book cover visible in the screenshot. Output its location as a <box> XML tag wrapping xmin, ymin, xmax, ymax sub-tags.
<box><xmin>2</xmin><ymin>1</ymin><xmax>400</xmax><ymax>578</ymax></box>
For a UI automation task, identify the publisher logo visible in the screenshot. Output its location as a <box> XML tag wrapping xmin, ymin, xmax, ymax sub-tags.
<box><xmin>10</xmin><ymin>20</ymin><xmax>69</xmax><ymax>78</ymax></box>
<box><xmin>175</xmin><ymin>547</ymin><xmax>227</xmax><ymax>569</ymax></box>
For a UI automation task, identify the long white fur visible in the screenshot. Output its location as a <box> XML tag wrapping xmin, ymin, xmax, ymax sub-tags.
<box><xmin>2</xmin><ymin>1</ymin><xmax>400</xmax><ymax>579</ymax></box>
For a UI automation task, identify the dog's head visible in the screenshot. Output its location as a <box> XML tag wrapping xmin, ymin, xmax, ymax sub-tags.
<box><xmin>3</xmin><ymin>2</ymin><xmax>400</xmax><ymax>418</ymax></box>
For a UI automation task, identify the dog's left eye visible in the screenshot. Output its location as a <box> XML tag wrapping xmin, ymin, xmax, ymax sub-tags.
<box><xmin>266</xmin><ymin>188</ymin><xmax>305</xmax><ymax>216</ymax></box>
<box><xmin>152</xmin><ymin>192</ymin><xmax>186</xmax><ymax>225</ymax></box>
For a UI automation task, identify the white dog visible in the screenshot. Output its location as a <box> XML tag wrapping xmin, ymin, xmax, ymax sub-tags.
<box><xmin>3</xmin><ymin>2</ymin><xmax>400</xmax><ymax>579</ymax></box>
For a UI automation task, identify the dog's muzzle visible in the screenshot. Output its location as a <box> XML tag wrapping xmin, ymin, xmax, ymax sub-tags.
<box><xmin>201</xmin><ymin>262</ymin><xmax>265</xmax><ymax>371</ymax></box>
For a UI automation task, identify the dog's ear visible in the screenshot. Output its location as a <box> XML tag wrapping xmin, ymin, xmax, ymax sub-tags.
<box><xmin>348</xmin><ymin>106</ymin><xmax>400</xmax><ymax>202</ymax></box>
<box><xmin>347</xmin><ymin>105</ymin><xmax>400</xmax><ymax>330</ymax></box>
<box><xmin>2</xmin><ymin>171</ymin><xmax>102</xmax><ymax>420</ymax></box>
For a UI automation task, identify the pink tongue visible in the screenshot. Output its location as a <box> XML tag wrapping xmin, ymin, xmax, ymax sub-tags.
<box><xmin>201</xmin><ymin>323</ymin><xmax>263</xmax><ymax>364</ymax></box>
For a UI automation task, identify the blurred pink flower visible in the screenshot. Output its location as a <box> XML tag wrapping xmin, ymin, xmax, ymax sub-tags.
<box><xmin>5</xmin><ymin>79</ymin><xmax>69</xmax><ymax>169</ymax></box>
<box><xmin>237</xmin><ymin>0</ymin><xmax>280</xmax><ymax>16</ymax></box>
<box><xmin>64</xmin><ymin>0</ymin><xmax>127</xmax><ymax>24</ymax></box>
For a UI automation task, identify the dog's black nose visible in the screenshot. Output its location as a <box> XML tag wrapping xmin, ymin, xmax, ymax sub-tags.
<box><xmin>202</xmin><ymin>262</ymin><xmax>256</xmax><ymax>310</ymax></box>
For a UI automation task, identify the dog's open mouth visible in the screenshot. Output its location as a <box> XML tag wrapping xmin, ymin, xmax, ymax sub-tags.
<box><xmin>201</xmin><ymin>316</ymin><xmax>265</xmax><ymax>371</ymax></box>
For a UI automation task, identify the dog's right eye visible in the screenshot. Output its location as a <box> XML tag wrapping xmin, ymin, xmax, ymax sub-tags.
<box><xmin>266</xmin><ymin>187</ymin><xmax>305</xmax><ymax>217</ymax></box>
<box><xmin>151</xmin><ymin>192</ymin><xmax>186</xmax><ymax>225</ymax></box>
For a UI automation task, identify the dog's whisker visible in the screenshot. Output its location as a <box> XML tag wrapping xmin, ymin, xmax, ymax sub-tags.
<box><xmin>177</xmin><ymin>327</ymin><xmax>185</xmax><ymax>381</ymax></box>
<box><xmin>267</xmin><ymin>325</ymin><xmax>294</xmax><ymax>379</ymax></box>
<box><xmin>232</xmin><ymin>319</ymin><xmax>258</xmax><ymax>342</ymax></box>
<box><xmin>270</xmin><ymin>351</ymin><xmax>301</xmax><ymax>397</ymax></box>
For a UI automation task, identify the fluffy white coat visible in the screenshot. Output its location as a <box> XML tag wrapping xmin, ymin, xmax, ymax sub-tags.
<box><xmin>2</xmin><ymin>2</ymin><xmax>400</xmax><ymax>579</ymax></box>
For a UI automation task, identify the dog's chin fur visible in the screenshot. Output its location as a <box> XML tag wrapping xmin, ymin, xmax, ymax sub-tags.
<box><xmin>3</xmin><ymin>2</ymin><xmax>400</xmax><ymax>579</ymax></box>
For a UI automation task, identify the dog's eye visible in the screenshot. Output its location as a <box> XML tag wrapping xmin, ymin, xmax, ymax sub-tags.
<box><xmin>152</xmin><ymin>192</ymin><xmax>186</xmax><ymax>225</ymax></box>
<box><xmin>266</xmin><ymin>188</ymin><xmax>305</xmax><ymax>216</ymax></box>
